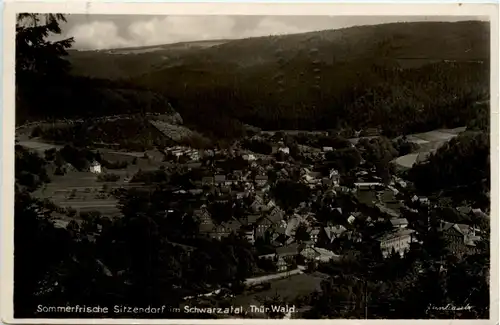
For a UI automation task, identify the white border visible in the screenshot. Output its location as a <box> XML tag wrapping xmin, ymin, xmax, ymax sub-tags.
<box><xmin>2</xmin><ymin>2</ymin><xmax>499</xmax><ymax>324</ymax></box>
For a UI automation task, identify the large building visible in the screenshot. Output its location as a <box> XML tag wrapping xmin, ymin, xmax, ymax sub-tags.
<box><xmin>374</xmin><ymin>228</ymin><xmax>415</xmax><ymax>258</ymax></box>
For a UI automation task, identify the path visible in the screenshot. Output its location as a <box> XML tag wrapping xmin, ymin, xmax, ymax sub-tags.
<box><xmin>244</xmin><ymin>268</ymin><xmax>304</xmax><ymax>286</ymax></box>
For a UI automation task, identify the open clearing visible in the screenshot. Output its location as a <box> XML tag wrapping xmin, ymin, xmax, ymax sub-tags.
<box><xmin>229</xmin><ymin>272</ymin><xmax>325</xmax><ymax>308</ymax></box>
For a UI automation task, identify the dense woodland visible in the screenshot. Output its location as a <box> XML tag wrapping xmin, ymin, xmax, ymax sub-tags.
<box><xmin>17</xmin><ymin>19</ymin><xmax>489</xmax><ymax>141</ymax></box>
<box><xmin>14</xmin><ymin>14</ymin><xmax>491</xmax><ymax>319</ymax></box>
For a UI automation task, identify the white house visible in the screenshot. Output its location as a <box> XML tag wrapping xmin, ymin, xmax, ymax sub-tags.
<box><xmin>89</xmin><ymin>161</ymin><xmax>102</xmax><ymax>174</ymax></box>
<box><xmin>278</xmin><ymin>147</ymin><xmax>290</xmax><ymax>155</ymax></box>
<box><xmin>329</xmin><ymin>169</ymin><xmax>340</xmax><ymax>186</ymax></box>
<box><xmin>390</xmin><ymin>218</ymin><xmax>409</xmax><ymax>229</ymax></box>
<box><xmin>243</xmin><ymin>154</ymin><xmax>256</xmax><ymax>161</ymax></box>
<box><xmin>375</xmin><ymin>228</ymin><xmax>415</xmax><ymax>258</ymax></box>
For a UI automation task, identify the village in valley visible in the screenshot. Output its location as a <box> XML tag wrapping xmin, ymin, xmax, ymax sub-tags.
<box><xmin>13</xmin><ymin>13</ymin><xmax>491</xmax><ymax>320</ymax></box>
<box><xmin>15</xmin><ymin>120</ymin><xmax>490</xmax><ymax>318</ymax></box>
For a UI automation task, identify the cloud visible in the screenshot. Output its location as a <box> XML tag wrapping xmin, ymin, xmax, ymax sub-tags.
<box><xmin>241</xmin><ymin>17</ymin><xmax>309</xmax><ymax>38</ymax></box>
<box><xmin>67</xmin><ymin>15</ymin><xmax>487</xmax><ymax>50</ymax></box>
<box><xmin>127</xmin><ymin>16</ymin><xmax>237</xmax><ymax>46</ymax></box>
<box><xmin>68</xmin><ymin>21</ymin><xmax>133</xmax><ymax>49</ymax></box>
<box><xmin>68</xmin><ymin>16</ymin><xmax>314</xmax><ymax>50</ymax></box>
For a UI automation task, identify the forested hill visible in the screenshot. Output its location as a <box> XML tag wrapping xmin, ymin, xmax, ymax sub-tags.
<box><xmin>69</xmin><ymin>21</ymin><xmax>489</xmax><ymax>79</ymax></box>
<box><xmin>65</xmin><ymin>20</ymin><xmax>489</xmax><ymax>138</ymax></box>
<box><xmin>15</xmin><ymin>76</ymin><xmax>179</xmax><ymax>125</ymax></box>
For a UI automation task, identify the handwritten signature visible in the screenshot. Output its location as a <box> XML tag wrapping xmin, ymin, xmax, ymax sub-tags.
<box><xmin>426</xmin><ymin>304</ymin><xmax>473</xmax><ymax>313</ymax></box>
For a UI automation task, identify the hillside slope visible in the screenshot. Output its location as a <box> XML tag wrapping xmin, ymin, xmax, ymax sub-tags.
<box><xmin>66</xmin><ymin>21</ymin><xmax>490</xmax><ymax>137</ymax></box>
<box><xmin>68</xmin><ymin>39</ymin><xmax>230</xmax><ymax>80</ymax></box>
<box><xmin>16</xmin><ymin>76</ymin><xmax>179</xmax><ymax>125</ymax></box>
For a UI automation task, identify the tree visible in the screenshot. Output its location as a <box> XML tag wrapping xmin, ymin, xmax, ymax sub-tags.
<box><xmin>272</xmin><ymin>180</ymin><xmax>311</xmax><ymax>210</ymax></box>
<box><xmin>257</xmin><ymin>291</ymin><xmax>288</xmax><ymax>319</ymax></box>
<box><xmin>409</xmin><ymin>131</ymin><xmax>490</xmax><ymax>195</ymax></box>
<box><xmin>295</xmin><ymin>223</ymin><xmax>311</xmax><ymax>243</ymax></box>
<box><xmin>16</xmin><ymin>14</ymin><xmax>73</xmax><ymax>79</ymax></box>
<box><xmin>325</xmin><ymin>147</ymin><xmax>362</xmax><ymax>174</ymax></box>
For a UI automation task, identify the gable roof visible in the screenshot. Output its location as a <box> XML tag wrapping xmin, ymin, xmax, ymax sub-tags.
<box><xmin>223</xmin><ymin>219</ymin><xmax>242</xmax><ymax>232</ymax></box>
<box><xmin>243</xmin><ymin>214</ymin><xmax>261</xmax><ymax>225</ymax></box>
<box><xmin>199</xmin><ymin>223</ymin><xmax>215</xmax><ymax>233</ymax></box>
<box><xmin>390</xmin><ymin>218</ymin><xmax>409</xmax><ymax>227</ymax></box>
<box><xmin>276</xmin><ymin>243</ymin><xmax>300</xmax><ymax>257</ymax></box>
<box><xmin>202</xmin><ymin>176</ymin><xmax>214</xmax><ymax>183</ymax></box>
<box><xmin>215</xmin><ymin>175</ymin><xmax>226</xmax><ymax>182</ymax></box>
<box><xmin>324</xmin><ymin>225</ymin><xmax>347</xmax><ymax>241</ymax></box>
<box><xmin>374</xmin><ymin>228</ymin><xmax>415</xmax><ymax>242</ymax></box>
<box><xmin>457</xmin><ymin>206</ymin><xmax>473</xmax><ymax>215</ymax></box>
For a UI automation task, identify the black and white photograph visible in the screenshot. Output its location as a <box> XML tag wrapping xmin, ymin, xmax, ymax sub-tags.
<box><xmin>3</xmin><ymin>2</ymin><xmax>498</xmax><ymax>322</ymax></box>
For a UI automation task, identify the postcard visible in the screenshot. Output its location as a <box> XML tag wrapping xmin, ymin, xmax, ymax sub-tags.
<box><xmin>2</xmin><ymin>2</ymin><xmax>498</xmax><ymax>324</ymax></box>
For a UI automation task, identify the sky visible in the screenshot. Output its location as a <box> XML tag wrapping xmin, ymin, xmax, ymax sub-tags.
<box><xmin>58</xmin><ymin>15</ymin><xmax>487</xmax><ymax>50</ymax></box>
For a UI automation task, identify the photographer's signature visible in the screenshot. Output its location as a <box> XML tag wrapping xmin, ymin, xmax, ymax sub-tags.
<box><xmin>426</xmin><ymin>304</ymin><xmax>473</xmax><ymax>313</ymax></box>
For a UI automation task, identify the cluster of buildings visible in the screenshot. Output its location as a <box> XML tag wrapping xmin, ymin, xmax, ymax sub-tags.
<box><xmin>165</xmin><ymin>146</ymin><xmax>201</xmax><ymax>161</ymax></box>
<box><xmin>79</xmin><ymin>131</ymin><xmax>487</xmax><ymax>277</ymax></box>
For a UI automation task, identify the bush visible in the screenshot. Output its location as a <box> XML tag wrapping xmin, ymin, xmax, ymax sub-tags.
<box><xmin>97</xmin><ymin>173</ymin><xmax>120</xmax><ymax>182</ymax></box>
<box><xmin>101</xmin><ymin>160</ymin><xmax>128</xmax><ymax>169</ymax></box>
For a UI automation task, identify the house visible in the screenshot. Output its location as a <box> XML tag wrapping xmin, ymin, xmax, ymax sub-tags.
<box><xmin>390</xmin><ymin>218</ymin><xmax>409</xmax><ymax>229</ymax></box>
<box><xmin>188</xmin><ymin>189</ymin><xmax>203</xmax><ymax>195</ymax></box>
<box><xmin>266</xmin><ymin>199</ymin><xmax>277</xmax><ymax>210</ymax></box>
<box><xmin>472</xmin><ymin>208</ymin><xmax>489</xmax><ymax>219</ymax></box>
<box><xmin>354</xmin><ymin>182</ymin><xmax>383</xmax><ymax>190</ymax></box>
<box><xmin>276</xmin><ymin>256</ymin><xmax>289</xmax><ymax>272</ymax></box>
<box><xmin>412</xmin><ymin>195</ymin><xmax>430</xmax><ymax>205</ymax></box>
<box><xmin>374</xmin><ymin>228</ymin><xmax>415</xmax><ymax>258</ymax></box>
<box><xmin>211</xmin><ymin>224</ymin><xmax>230</xmax><ymax>240</ymax></box>
<box><xmin>285</xmin><ymin>215</ymin><xmax>302</xmax><ymax>237</ymax></box>
<box><xmin>323</xmin><ymin>225</ymin><xmax>347</xmax><ymax>243</ymax></box>
<box><xmin>344</xmin><ymin>230</ymin><xmax>363</xmax><ymax>243</ymax></box>
<box><xmin>202</xmin><ymin>177</ymin><xmax>214</xmax><ymax>186</ymax></box>
<box><xmin>270</xmin><ymin>232</ymin><xmax>288</xmax><ymax>247</ymax></box>
<box><xmin>186</xmin><ymin>162</ymin><xmax>202</xmax><ymax>170</ymax></box>
<box><xmin>215</xmin><ymin>174</ymin><xmax>226</xmax><ymax>185</ymax></box>
<box><xmin>241</xmin><ymin>226</ymin><xmax>255</xmax><ymax>244</ymax></box>
<box><xmin>278</xmin><ymin>147</ymin><xmax>290</xmax><ymax>155</ymax></box>
<box><xmin>397</xmin><ymin>179</ymin><xmax>407</xmax><ymax>188</ymax></box>
<box><xmin>243</xmin><ymin>154</ymin><xmax>256</xmax><ymax>161</ymax></box>
<box><xmin>300</xmin><ymin>246</ymin><xmax>340</xmax><ymax>263</ymax></box>
<box><xmin>329</xmin><ymin>169</ymin><xmax>340</xmax><ymax>184</ymax></box>
<box><xmin>267</xmin><ymin>207</ymin><xmax>285</xmax><ymax>224</ymax></box>
<box><xmin>323</xmin><ymin>147</ymin><xmax>333</xmax><ymax>152</ymax></box>
<box><xmin>241</xmin><ymin>214</ymin><xmax>261</xmax><ymax>227</ymax></box>
<box><xmin>255</xmin><ymin>175</ymin><xmax>269</xmax><ymax>187</ymax></box>
<box><xmin>254</xmin><ymin>217</ymin><xmax>274</xmax><ymax>238</ymax></box>
<box><xmin>250</xmin><ymin>195</ymin><xmax>266</xmax><ymax>213</ymax></box>
<box><xmin>89</xmin><ymin>161</ymin><xmax>102</xmax><ymax>174</ymax></box>
<box><xmin>233</xmin><ymin>170</ymin><xmax>243</xmax><ymax>180</ymax></box>
<box><xmin>215</xmin><ymin>194</ymin><xmax>231</xmax><ymax>204</ymax></box>
<box><xmin>308</xmin><ymin>227</ymin><xmax>321</xmax><ymax>243</ymax></box>
<box><xmin>270</xmin><ymin>219</ymin><xmax>287</xmax><ymax>235</ymax></box>
<box><xmin>276</xmin><ymin>243</ymin><xmax>300</xmax><ymax>269</ymax></box>
<box><xmin>438</xmin><ymin>221</ymin><xmax>482</xmax><ymax>256</ymax></box>
<box><xmin>376</xmin><ymin>203</ymin><xmax>401</xmax><ymax>219</ymax></box>
<box><xmin>456</xmin><ymin>206</ymin><xmax>472</xmax><ymax>216</ymax></box>
<box><xmin>223</xmin><ymin>219</ymin><xmax>242</xmax><ymax>235</ymax></box>
<box><xmin>322</xmin><ymin>178</ymin><xmax>333</xmax><ymax>187</ymax></box>
<box><xmin>235</xmin><ymin>191</ymin><xmax>247</xmax><ymax>200</ymax></box>
<box><xmin>193</xmin><ymin>208</ymin><xmax>211</xmax><ymax>222</ymax></box>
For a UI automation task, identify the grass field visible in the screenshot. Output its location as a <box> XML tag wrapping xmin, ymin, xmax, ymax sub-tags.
<box><xmin>229</xmin><ymin>273</ymin><xmax>325</xmax><ymax>311</ymax></box>
<box><xmin>33</xmin><ymin>167</ymin><xmax>156</xmax><ymax>217</ymax></box>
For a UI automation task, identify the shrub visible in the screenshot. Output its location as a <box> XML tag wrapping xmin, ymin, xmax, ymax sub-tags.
<box><xmin>97</xmin><ymin>173</ymin><xmax>120</xmax><ymax>182</ymax></box>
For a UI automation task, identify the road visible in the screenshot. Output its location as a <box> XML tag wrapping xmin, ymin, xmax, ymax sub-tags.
<box><xmin>244</xmin><ymin>268</ymin><xmax>304</xmax><ymax>286</ymax></box>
